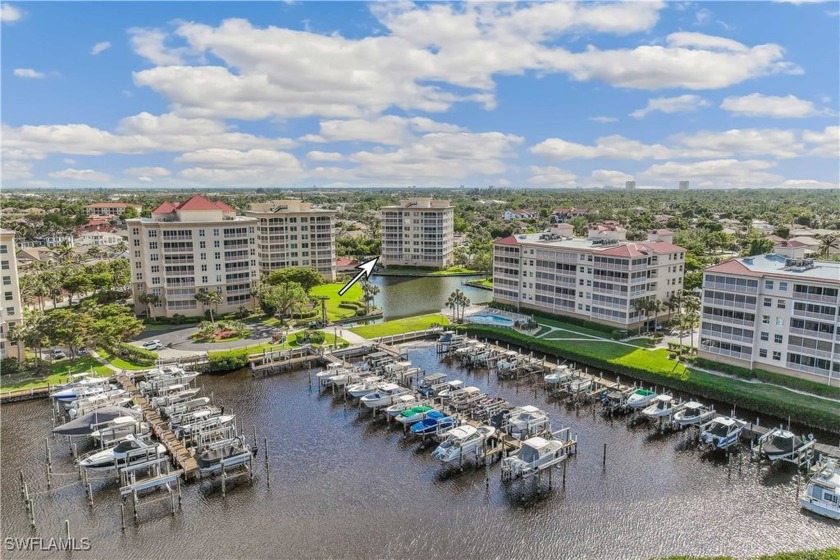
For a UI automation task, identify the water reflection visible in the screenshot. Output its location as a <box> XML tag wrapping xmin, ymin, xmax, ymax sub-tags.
<box><xmin>370</xmin><ymin>275</ymin><xmax>492</xmax><ymax>319</ymax></box>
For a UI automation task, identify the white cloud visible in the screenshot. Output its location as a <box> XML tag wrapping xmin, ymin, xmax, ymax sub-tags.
<box><xmin>526</xmin><ymin>166</ymin><xmax>576</xmax><ymax>186</ymax></box>
<box><xmin>300</xmin><ymin>116</ymin><xmax>463</xmax><ymax>145</ymax></box>
<box><xmin>589</xmin><ymin>116</ymin><xmax>618</xmax><ymax>124</ymax></box>
<box><xmin>2</xmin><ymin>159</ymin><xmax>33</xmax><ymax>180</ymax></box>
<box><xmin>721</xmin><ymin>93</ymin><xmax>824</xmax><ymax>118</ymax></box>
<box><xmin>1</xmin><ymin>3</ymin><xmax>22</xmax><ymax>23</ymax></box>
<box><xmin>672</xmin><ymin>128</ymin><xmax>803</xmax><ymax>159</ymax></box>
<box><xmin>48</xmin><ymin>168</ymin><xmax>112</xmax><ymax>182</ymax></box>
<box><xmin>773</xmin><ymin>0</ymin><xmax>830</xmax><ymax>4</ymax></box>
<box><xmin>306</xmin><ymin>151</ymin><xmax>343</xmax><ymax>162</ymax></box>
<box><xmin>63</xmin><ymin>158</ymin><xmax>76</xmax><ymax>164</ymax></box>
<box><xmin>90</xmin><ymin>41</ymin><xmax>111</xmax><ymax>55</ymax></box>
<box><xmin>777</xmin><ymin>179</ymin><xmax>838</xmax><ymax>189</ymax></box>
<box><xmin>694</xmin><ymin>8</ymin><xmax>712</xmax><ymax>25</ymax></box>
<box><xmin>176</xmin><ymin>148</ymin><xmax>304</xmax><ymax>186</ymax></box>
<box><xmin>630</xmin><ymin>94</ymin><xmax>709</xmax><ymax>119</ymax></box>
<box><xmin>14</xmin><ymin>68</ymin><xmax>45</xmax><ymax>79</ymax></box>
<box><xmin>128</xmin><ymin>28</ymin><xmax>186</xmax><ymax>65</ymax></box>
<box><xmin>124</xmin><ymin>166</ymin><xmax>171</xmax><ymax>177</ymax></box>
<box><xmin>803</xmin><ymin>126</ymin><xmax>840</xmax><ymax>157</ymax></box>
<box><xmin>531</xmin><ymin>135</ymin><xmax>672</xmax><ymax>161</ymax></box>
<box><xmin>589</xmin><ymin>169</ymin><xmax>633</xmax><ymax>186</ymax></box>
<box><xmin>639</xmin><ymin>159</ymin><xmax>781</xmax><ymax>188</ymax></box>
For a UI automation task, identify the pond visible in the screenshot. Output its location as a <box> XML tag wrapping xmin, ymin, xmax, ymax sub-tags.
<box><xmin>369</xmin><ymin>275</ymin><xmax>492</xmax><ymax>320</ymax></box>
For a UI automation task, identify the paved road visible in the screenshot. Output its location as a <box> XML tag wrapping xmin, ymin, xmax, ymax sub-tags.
<box><xmin>130</xmin><ymin>323</ymin><xmax>277</xmax><ymax>353</ymax></box>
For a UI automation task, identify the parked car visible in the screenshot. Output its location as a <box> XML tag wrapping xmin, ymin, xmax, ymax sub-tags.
<box><xmin>78</xmin><ymin>348</ymin><xmax>89</xmax><ymax>356</ymax></box>
<box><xmin>142</xmin><ymin>340</ymin><xmax>163</xmax><ymax>351</ymax></box>
<box><xmin>52</xmin><ymin>349</ymin><xmax>66</xmax><ymax>360</ymax></box>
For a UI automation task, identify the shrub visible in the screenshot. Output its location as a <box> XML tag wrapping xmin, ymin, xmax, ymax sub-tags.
<box><xmin>207</xmin><ymin>354</ymin><xmax>249</xmax><ymax>373</ymax></box>
<box><xmin>355</xmin><ymin>309</ymin><xmax>366</xmax><ymax>316</ymax></box>
<box><xmin>1</xmin><ymin>356</ymin><xmax>21</xmax><ymax>375</ymax></box>
<box><xmin>104</xmin><ymin>342</ymin><xmax>157</xmax><ymax>366</ymax></box>
<box><xmin>488</xmin><ymin>301</ymin><xmax>616</xmax><ymax>334</ymax></box>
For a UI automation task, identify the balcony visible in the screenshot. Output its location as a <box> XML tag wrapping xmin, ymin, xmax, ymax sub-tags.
<box><xmin>786</xmin><ymin>361</ymin><xmax>830</xmax><ymax>378</ymax></box>
<box><xmin>789</xmin><ymin>327</ymin><xmax>835</xmax><ymax>341</ymax></box>
<box><xmin>703</xmin><ymin>297</ymin><xmax>755</xmax><ymax>311</ymax></box>
<box><xmin>792</xmin><ymin>307</ymin><xmax>837</xmax><ymax>322</ymax></box>
<box><xmin>704</xmin><ymin>281</ymin><xmax>758</xmax><ymax>294</ymax></box>
<box><xmin>792</xmin><ymin>291</ymin><xmax>839</xmax><ymax>304</ymax></box>
<box><xmin>787</xmin><ymin>344</ymin><xmax>834</xmax><ymax>360</ymax></box>
<box><xmin>700</xmin><ymin>328</ymin><xmax>753</xmax><ymax>345</ymax></box>
<box><xmin>593</xmin><ymin>262</ymin><xmax>629</xmax><ymax>271</ymax></box>
<box><xmin>702</xmin><ymin>313</ymin><xmax>753</xmax><ymax>328</ymax></box>
<box><xmin>701</xmin><ymin>343</ymin><xmax>751</xmax><ymax>361</ymax></box>
<box><xmin>161</xmin><ymin>234</ymin><xmax>193</xmax><ymax>241</ymax></box>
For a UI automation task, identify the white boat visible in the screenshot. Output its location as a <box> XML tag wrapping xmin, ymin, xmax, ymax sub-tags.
<box><xmin>54</xmin><ymin>406</ymin><xmax>142</xmax><ymax>437</ymax></box>
<box><xmin>544</xmin><ymin>365</ymin><xmax>572</xmax><ymax>384</ymax></box>
<box><xmin>449</xmin><ymin>386</ymin><xmax>483</xmax><ymax>407</ymax></box>
<box><xmin>800</xmin><ymin>459</ymin><xmax>840</xmax><ymax>520</ymax></box>
<box><xmin>758</xmin><ymin>427</ymin><xmax>815</xmax><ymax>462</ymax></box>
<box><xmin>432</xmin><ymin>425</ymin><xmax>496</xmax><ymax>464</ymax></box>
<box><xmin>197</xmin><ymin>436</ymin><xmax>253</xmax><ymax>475</ymax></box>
<box><xmin>169</xmin><ymin>407</ymin><xmax>221</xmax><ymax>428</ymax></box>
<box><xmin>672</xmin><ymin>402</ymin><xmax>715</xmax><ymax>427</ymax></box>
<box><xmin>346</xmin><ymin>377</ymin><xmax>384</xmax><ymax>398</ymax></box>
<box><xmin>90</xmin><ymin>417</ymin><xmax>150</xmax><ymax>443</ymax></box>
<box><xmin>360</xmin><ymin>383</ymin><xmax>412</xmax><ymax>409</ymax></box>
<box><xmin>316</xmin><ymin>363</ymin><xmax>345</xmax><ymax>383</ymax></box>
<box><xmin>151</xmin><ymin>387</ymin><xmax>201</xmax><ymax>407</ymax></box>
<box><xmin>50</xmin><ymin>377</ymin><xmax>112</xmax><ymax>402</ymax></box>
<box><xmin>396</xmin><ymin>405</ymin><xmax>437</xmax><ymax>425</ymax></box>
<box><xmin>496</xmin><ymin>351</ymin><xmax>521</xmax><ymax>371</ymax></box>
<box><xmin>175</xmin><ymin>414</ymin><xmax>235</xmax><ymax>437</ymax></box>
<box><xmin>505</xmin><ymin>405</ymin><xmax>550</xmax><ymax>439</ymax></box>
<box><xmin>65</xmin><ymin>388</ymin><xmax>128</xmax><ymax>409</ymax></box>
<box><xmin>641</xmin><ymin>394</ymin><xmax>676</xmax><ymax>418</ymax></box>
<box><xmin>143</xmin><ymin>365</ymin><xmax>185</xmax><ymax>378</ymax></box>
<box><xmin>567</xmin><ymin>377</ymin><xmax>592</xmax><ymax>394</ymax></box>
<box><xmin>501</xmin><ymin>436</ymin><xmax>568</xmax><ymax>480</ymax></box>
<box><xmin>78</xmin><ymin>434</ymin><xmax>166</xmax><ymax>472</ymax></box>
<box><xmin>699</xmin><ymin>416</ymin><xmax>747</xmax><ymax>450</ymax></box>
<box><xmin>139</xmin><ymin>373</ymin><xmax>199</xmax><ymax>393</ymax></box>
<box><xmin>432</xmin><ymin>380</ymin><xmax>465</xmax><ymax>400</ymax></box>
<box><xmin>384</xmin><ymin>394</ymin><xmax>418</xmax><ymax>416</ymax></box>
<box><xmin>328</xmin><ymin>369</ymin><xmax>367</xmax><ymax>388</ymax></box>
<box><xmin>162</xmin><ymin>397</ymin><xmax>211</xmax><ymax>418</ymax></box>
<box><xmin>626</xmin><ymin>388</ymin><xmax>657</xmax><ymax>409</ymax></box>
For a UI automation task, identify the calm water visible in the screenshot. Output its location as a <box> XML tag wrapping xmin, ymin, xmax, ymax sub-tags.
<box><xmin>370</xmin><ymin>275</ymin><xmax>492</xmax><ymax>320</ymax></box>
<box><xmin>2</xmin><ymin>343</ymin><xmax>838</xmax><ymax>560</ymax></box>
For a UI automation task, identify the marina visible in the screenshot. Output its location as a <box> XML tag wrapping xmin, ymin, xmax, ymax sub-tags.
<box><xmin>2</xmin><ymin>339</ymin><xmax>839</xmax><ymax>559</ymax></box>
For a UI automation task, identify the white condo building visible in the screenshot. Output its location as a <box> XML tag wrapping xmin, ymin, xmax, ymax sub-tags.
<box><xmin>0</xmin><ymin>229</ymin><xmax>24</xmax><ymax>360</ymax></box>
<box><xmin>493</xmin><ymin>224</ymin><xmax>686</xmax><ymax>329</ymax></box>
<box><xmin>245</xmin><ymin>200</ymin><xmax>336</xmax><ymax>282</ymax></box>
<box><xmin>381</xmin><ymin>198</ymin><xmax>454</xmax><ymax>269</ymax></box>
<box><xmin>127</xmin><ymin>195</ymin><xmax>258</xmax><ymax>318</ymax></box>
<box><xmin>700</xmin><ymin>245</ymin><xmax>840</xmax><ymax>385</ymax></box>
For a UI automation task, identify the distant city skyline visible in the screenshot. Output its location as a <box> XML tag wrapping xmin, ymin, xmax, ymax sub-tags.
<box><xmin>2</xmin><ymin>1</ymin><xmax>838</xmax><ymax>190</ymax></box>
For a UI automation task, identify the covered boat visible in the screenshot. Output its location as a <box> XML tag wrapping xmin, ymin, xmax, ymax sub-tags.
<box><xmin>758</xmin><ymin>427</ymin><xmax>815</xmax><ymax>462</ymax></box>
<box><xmin>699</xmin><ymin>416</ymin><xmax>746</xmax><ymax>450</ymax></box>
<box><xmin>78</xmin><ymin>434</ymin><xmax>166</xmax><ymax>472</ymax></box>
<box><xmin>641</xmin><ymin>395</ymin><xmax>676</xmax><ymax>418</ymax></box>
<box><xmin>409</xmin><ymin>411</ymin><xmax>455</xmax><ymax>436</ymax></box>
<box><xmin>197</xmin><ymin>436</ymin><xmax>253</xmax><ymax>474</ymax></box>
<box><xmin>505</xmin><ymin>405</ymin><xmax>549</xmax><ymax>439</ymax></box>
<box><xmin>501</xmin><ymin>436</ymin><xmax>568</xmax><ymax>480</ymax></box>
<box><xmin>53</xmin><ymin>406</ymin><xmax>142</xmax><ymax>437</ymax></box>
<box><xmin>626</xmin><ymin>389</ymin><xmax>657</xmax><ymax>409</ymax></box>
<box><xmin>396</xmin><ymin>405</ymin><xmax>436</xmax><ymax>425</ymax></box>
<box><xmin>360</xmin><ymin>383</ymin><xmax>412</xmax><ymax>409</ymax></box>
<box><xmin>800</xmin><ymin>459</ymin><xmax>840</xmax><ymax>520</ymax></box>
<box><xmin>672</xmin><ymin>401</ymin><xmax>715</xmax><ymax>427</ymax></box>
<box><xmin>432</xmin><ymin>425</ymin><xmax>496</xmax><ymax>464</ymax></box>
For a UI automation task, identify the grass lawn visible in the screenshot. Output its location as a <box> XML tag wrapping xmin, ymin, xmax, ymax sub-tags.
<box><xmin>377</xmin><ymin>265</ymin><xmax>482</xmax><ymax>277</ymax></box>
<box><xmin>207</xmin><ymin>332</ymin><xmax>349</xmax><ymax>361</ymax></box>
<box><xmin>95</xmin><ymin>348</ymin><xmax>151</xmax><ymax>371</ymax></box>
<box><xmin>310</xmin><ymin>282</ymin><xmax>365</xmax><ymax>322</ymax></box>
<box><xmin>1</xmin><ymin>356</ymin><xmax>112</xmax><ymax>392</ymax></box>
<box><xmin>535</xmin><ymin>316</ymin><xmax>617</xmax><ymax>338</ymax></box>
<box><xmin>350</xmin><ymin>313</ymin><xmax>449</xmax><ymax>339</ymax></box>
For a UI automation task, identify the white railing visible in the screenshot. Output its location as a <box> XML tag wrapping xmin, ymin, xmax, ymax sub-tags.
<box><xmin>704</xmin><ymin>281</ymin><xmax>758</xmax><ymax>294</ymax></box>
<box><xmin>702</xmin><ymin>313</ymin><xmax>753</xmax><ymax>328</ymax></box>
<box><xmin>787</xmin><ymin>344</ymin><xmax>833</xmax><ymax>360</ymax></box>
<box><xmin>701</xmin><ymin>329</ymin><xmax>753</xmax><ymax>345</ymax></box>
<box><xmin>704</xmin><ymin>297</ymin><xmax>755</xmax><ymax>310</ymax></box>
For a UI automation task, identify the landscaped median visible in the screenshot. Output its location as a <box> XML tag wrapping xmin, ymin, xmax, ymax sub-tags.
<box><xmin>458</xmin><ymin>324</ymin><xmax>840</xmax><ymax>432</ymax></box>
<box><xmin>206</xmin><ymin>332</ymin><xmax>349</xmax><ymax>373</ymax></box>
<box><xmin>349</xmin><ymin>313</ymin><xmax>450</xmax><ymax>339</ymax></box>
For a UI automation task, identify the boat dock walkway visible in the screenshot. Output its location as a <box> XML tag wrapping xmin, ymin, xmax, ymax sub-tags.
<box><xmin>0</xmin><ymin>386</ymin><xmax>52</xmax><ymax>403</ymax></box>
<box><xmin>741</xmin><ymin>422</ymin><xmax>840</xmax><ymax>461</ymax></box>
<box><xmin>115</xmin><ymin>373</ymin><xmax>199</xmax><ymax>480</ymax></box>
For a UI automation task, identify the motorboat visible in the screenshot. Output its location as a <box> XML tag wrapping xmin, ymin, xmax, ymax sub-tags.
<box><xmin>496</xmin><ymin>351</ymin><xmax>522</xmax><ymax>371</ymax></box>
<box><xmin>672</xmin><ymin>401</ymin><xmax>715</xmax><ymax>427</ymax></box>
<box><xmin>757</xmin><ymin>427</ymin><xmax>815</xmax><ymax>462</ymax></box>
<box><xmin>409</xmin><ymin>411</ymin><xmax>455</xmax><ymax>436</ymax></box>
<box><xmin>346</xmin><ymin>377</ymin><xmax>384</xmax><ymax>398</ymax></box>
<box><xmin>50</xmin><ymin>377</ymin><xmax>112</xmax><ymax>402</ymax></box>
<box><xmin>162</xmin><ymin>397</ymin><xmax>211</xmax><ymax>418</ymax></box>
<box><xmin>417</xmin><ymin>373</ymin><xmax>447</xmax><ymax>394</ymax></box>
<box><xmin>544</xmin><ymin>365</ymin><xmax>573</xmax><ymax>384</ymax></box>
<box><xmin>151</xmin><ymin>387</ymin><xmax>201</xmax><ymax>407</ymax></box>
<box><xmin>396</xmin><ymin>405</ymin><xmax>436</xmax><ymax>425</ymax></box>
<box><xmin>505</xmin><ymin>405</ymin><xmax>550</xmax><ymax>439</ymax></box>
<box><xmin>384</xmin><ymin>395</ymin><xmax>418</xmax><ymax>416</ymax></box>
<box><xmin>800</xmin><ymin>459</ymin><xmax>840</xmax><ymax>520</ymax></box>
<box><xmin>143</xmin><ymin>365</ymin><xmax>185</xmax><ymax>378</ymax></box>
<box><xmin>567</xmin><ymin>377</ymin><xmax>592</xmax><ymax>394</ymax></box>
<box><xmin>65</xmin><ymin>388</ymin><xmax>129</xmax><ymax>410</ymax></box>
<box><xmin>699</xmin><ymin>416</ymin><xmax>747</xmax><ymax>450</ymax></box>
<box><xmin>316</xmin><ymin>362</ymin><xmax>346</xmax><ymax>383</ymax></box>
<box><xmin>78</xmin><ymin>434</ymin><xmax>166</xmax><ymax>472</ymax></box>
<box><xmin>53</xmin><ymin>406</ymin><xmax>142</xmax><ymax>437</ymax></box>
<box><xmin>641</xmin><ymin>395</ymin><xmax>677</xmax><ymax>419</ymax></box>
<box><xmin>432</xmin><ymin>425</ymin><xmax>496</xmax><ymax>464</ymax></box>
<box><xmin>197</xmin><ymin>436</ymin><xmax>254</xmax><ymax>475</ymax></box>
<box><xmin>626</xmin><ymin>388</ymin><xmax>657</xmax><ymax>409</ymax></box>
<box><xmin>430</xmin><ymin>380</ymin><xmax>465</xmax><ymax>400</ymax></box>
<box><xmin>174</xmin><ymin>414</ymin><xmax>235</xmax><ymax>438</ymax></box>
<box><xmin>328</xmin><ymin>369</ymin><xmax>369</xmax><ymax>388</ymax></box>
<box><xmin>139</xmin><ymin>373</ymin><xmax>199</xmax><ymax>393</ymax></box>
<box><xmin>169</xmin><ymin>407</ymin><xmax>222</xmax><ymax>428</ymax></box>
<box><xmin>90</xmin><ymin>417</ymin><xmax>150</xmax><ymax>444</ymax></box>
<box><xmin>360</xmin><ymin>383</ymin><xmax>412</xmax><ymax>409</ymax></box>
<box><xmin>501</xmin><ymin>436</ymin><xmax>568</xmax><ymax>480</ymax></box>
<box><xmin>602</xmin><ymin>390</ymin><xmax>628</xmax><ymax>413</ymax></box>
<box><xmin>449</xmin><ymin>386</ymin><xmax>484</xmax><ymax>410</ymax></box>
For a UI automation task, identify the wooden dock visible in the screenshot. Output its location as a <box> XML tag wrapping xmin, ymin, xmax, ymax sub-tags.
<box><xmin>0</xmin><ymin>385</ymin><xmax>52</xmax><ymax>403</ymax></box>
<box><xmin>115</xmin><ymin>373</ymin><xmax>199</xmax><ymax>480</ymax></box>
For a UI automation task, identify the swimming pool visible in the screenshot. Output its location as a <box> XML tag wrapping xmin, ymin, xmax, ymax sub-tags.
<box><xmin>466</xmin><ymin>313</ymin><xmax>515</xmax><ymax>327</ymax></box>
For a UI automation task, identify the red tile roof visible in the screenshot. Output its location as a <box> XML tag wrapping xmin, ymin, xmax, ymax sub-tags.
<box><xmin>495</xmin><ymin>235</ymin><xmax>519</xmax><ymax>246</ymax></box>
<box><xmin>214</xmin><ymin>201</ymin><xmax>235</xmax><ymax>212</ymax></box>
<box><xmin>775</xmin><ymin>240</ymin><xmax>807</xmax><ymax>248</ymax></box>
<box><xmin>336</xmin><ymin>257</ymin><xmax>357</xmax><ymax>267</ymax></box>
<box><xmin>151</xmin><ymin>201</ymin><xmax>176</xmax><ymax>214</ymax></box>
<box><xmin>176</xmin><ymin>194</ymin><xmax>223</xmax><ymax>211</ymax></box>
<box><xmin>705</xmin><ymin>259</ymin><xmax>759</xmax><ymax>276</ymax></box>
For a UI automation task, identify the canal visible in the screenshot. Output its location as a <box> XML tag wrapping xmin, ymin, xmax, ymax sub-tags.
<box><xmin>370</xmin><ymin>275</ymin><xmax>492</xmax><ymax>320</ymax></box>
<box><xmin>1</xmin><ymin>342</ymin><xmax>838</xmax><ymax>559</ymax></box>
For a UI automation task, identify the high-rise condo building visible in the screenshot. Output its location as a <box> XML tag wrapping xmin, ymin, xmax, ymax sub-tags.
<box><xmin>0</xmin><ymin>229</ymin><xmax>24</xmax><ymax>360</ymax></box>
<box><xmin>381</xmin><ymin>198</ymin><xmax>454</xmax><ymax>269</ymax></box>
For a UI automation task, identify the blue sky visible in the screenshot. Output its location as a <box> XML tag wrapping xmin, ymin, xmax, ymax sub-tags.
<box><xmin>2</xmin><ymin>1</ymin><xmax>838</xmax><ymax>189</ymax></box>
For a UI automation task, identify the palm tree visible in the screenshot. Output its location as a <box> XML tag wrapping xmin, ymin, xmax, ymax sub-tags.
<box><xmin>312</xmin><ymin>295</ymin><xmax>329</xmax><ymax>326</ymax></box>
<box><xmin>652</xmin><ymin>299</ymin><xmax>666</xmax><ymax>330</ymax></box>
<box><xmin>137</xmin><ymin>292</ymin><xmax>160</xmax><ymax>317</ymax></box>
<box><xmin>361</xmin><ymin>281</ymin><xmax>380</xmax><ymax>316</ymax></box>
<box><xmin>683</xmin><ymin>296</ymin><xmax>701</xmax><ymax>352</ymax></box>
<box><xmin>205</xmin><ymin>290</ymin><xmax>223</xmax><ymax>325</ymax></box>
<box><xmin>819</xmin><ymin>234</ymin><xmax>838</xmax><ymax>258</ymax></box>
<box><xmin>631</xmin><ymin>298</ymin><xmax>648</xmax><ymax>336</ymax></box>
<box><xmin>194</xmin><ymin>289</ymin><xmax>210</xmax><ymax>318</ymax></box>
<box><xmin>665</xmin><ymin>295</ymin><xmax>679</xmax><ymax>328</ymax></box>
<box><xmin>445</xmin><ymin>292</ymin><xmax>457</xmax><ymax>320</ymax></box>
<box><xmin>54</xmin><ymin>241</ymin><xmax>74</xmax><ymax>264</ymax></box>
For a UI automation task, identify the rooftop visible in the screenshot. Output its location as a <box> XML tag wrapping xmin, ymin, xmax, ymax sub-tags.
<box><xmin>495</xmin><ymin>233</ymin><xmax>684</xmax><ymax>256</ymax></box>
<box><xmin>706</xmin><ymin>253</ymin><xmax>840</xmax><ymax>283</ymax></box>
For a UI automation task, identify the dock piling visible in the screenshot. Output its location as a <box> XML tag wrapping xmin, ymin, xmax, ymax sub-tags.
<box><xmin>602</xmin><ymin>443</ymin><xmax>607</xmax><ymax>468</ymax></box>
<box><xmin>264</xmin><ymin>437</ymin><xmax>270</xmax><ymax>487</ymax></box>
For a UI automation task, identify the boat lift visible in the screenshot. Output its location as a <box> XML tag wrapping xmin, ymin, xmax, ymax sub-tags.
<box><xmin>500</xmin><ymin>427</ymin><xmax>577</xmax><ymax>483</ymax></box>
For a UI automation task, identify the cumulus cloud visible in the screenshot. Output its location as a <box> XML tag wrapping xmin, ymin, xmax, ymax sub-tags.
<box><xmin>124</xmin><ymin>166</ymin><xmax>171</xmax><ymax>177</ymax></box>
<box><xmin>589</xmin><ymin>116</ymin><xmax>618</xmax><ymax>124</ymax></box>
<box><xmin>48</xmin><ymin>168</ymin><xmax>112</xmax><ymax>182</ymax></box>
<box><xmin>589</xmin><ymin>169</ymin><xmax>633</xmax><ymax>186</ymax></box>
<box><xmin>1</xmin><ymin>3</ymin><xmax>22</xmax><ymax>23</ymax></box>
<box><xmin>630</xmin><ymin>95</ymin><xmax>709</xmax><ymax>119</ymax></box>
<box><xmin>721</xmin><ymin>93</ymin><xmax>824</xmax><ymax>118</ymax></box>
<box><xmin>90</xmin><ymin>41</ymin><xmax>111</xmax><ymax>55</ymax></box>
<box><xmin>176</xmin><ymin>148</ymin><xmax>304</xmax><ymax>185</ymax></box>
<box><xmin>306</xmin><ymin>151</ymin><xmax>343</xmax><ymax>162</ymax></box>
<box><xmin>639</xmin><ymin>159</ymin><xmax>782</xmax><ymax>188</ymax></box>
<box><xmin>300</xmin><ymin>116</ymin><xmax>463</xmax><ymax>145</ymax></box>
<box><xmin>129</xmin><ymin>27</ymin><xmax>187</xmax><ymax>65</ymax></box>
<box><xmin>803</xmin><ymin>126</ymin><xmax>840</xmax><ymax>157</ymax></box>
<box><xmin>2</xmin><ymin>159</ymin><xmax>33</xmax><ymax>180</ymax></box>
<box><xmin>14</xmin><ymin>68</ymin><xmax>44</xmax><ymax>79</ymax></box>
<box><xmin>526</xmin><ymin>166</ymin><xmax>576</xmax><ymax>186</ymax></box>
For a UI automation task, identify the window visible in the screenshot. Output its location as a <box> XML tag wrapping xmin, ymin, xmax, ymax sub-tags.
<box><xmin>216</xmin><ymin>275</ymin><xmax>222</xmax><ymax>283</ymax></box>
<box><xmin>201</xmin><ymin>276</ymin><xmax>208</xmax><ymax>283</ymax></box>
<box><xmin>763</xmin><ymin>298</ymin><xmax>772</xmax><ymax>307</ymax></box>
<box><xmin>0</xmin><ymin>262</ymin><xmax>7</xmax><ymax>270</ymax></box>
<box><xmin>199</xmin><ymin>241</ymin><xmax>206</xmax><ymax>249</ymax></box>
<box><xmin>200</xmin><ymin>253</ymin><xmax>206</xmax><ymax>260</ymax></box>
<box><xmin>215</xmin><ymin>264</ymin><xmax>221</xmax><ymax>271</ymax></box>
<box><xmin>201</xmin><ymin>265</ymin><xmax>207</xmax><ymax>272</ymax></box>
<box><xmin>215</xmin><ymin>252</ymin><xmax>221</xmax><ymax>259</ymax></box>
<box><xmin>762</xmin><ymin>315</ymin><xmax>770</xmax><ymax>324</ymax></box>
<box><xmin>133</xmin><ymin>239</ymin><xmax>140</xmax><ymax>247</ymax></box>
<box><xmin>214</xmin><ymin>241</ymin><xmax>220</xmax><ymax>248</ymax></box>
<box><xmin>579</xmin><ymin>279</ymin><xmax>584</xmax><ymax>285</ymax></box>
<box><xmin>759</xmin><ymin>349</ymin><xmax>768</xmax><ymax>358</ymax></box>
<box><xmin>134</xmin><ymin>250</ymin><xmax>141</xmax><ymax>258</ymax></box>
<box><xmin>775</xmin><ymin>317</ymin><xmax>784</xmax><ymax>326</ymax></box>
<box><xmin>772</xmin><ymin>351</ymin><xmax>781</xmax><ymax>361</ymax></box>
<box><xmin>760</xmin><ymin>332</ymin><xmax>769</xmax><ymax>341</ymax></box>
<box><xmin>777</xmin><ymin>300</ymin><xmax>786</xmax><ymax>309</ymax></box>
<box><xmin>151</xmin><ymin>277</ymin><xmax>160</xmax><ymax>285</ymax></box>
<box><xmin>148</xmin><ymin>230</ymin><xmax>157</xmax><ymax>238</ymax></box>
<box><xmin>150</xmin><ymin>265</ymin><xmax>159</xmax><ymax>273</ymax></box>
<box><xmin>765</xmin><ymin>280</ymin><xmax>774</xmax><ymax>290</ymax></box>
<box><xmin>149</xmin><ymin>242</ymin><xmax>158</xmax><ymax>250</ymax></box>
<box><xmin>0</xmin><ymin>245</ymin><xmax>7</xmax><ymax>254</ymax></box>
<box><xmin>2</xmin><ymin>276</ymin><xmax>10</xmax><ymax>286</ymax></box>
<box><xmin>6</xmin><ymin>307</ymin><xmax>14</xmax><ymax>316</ymax></box>
<box><xmin>213</xmin><ymin>229</ymin><xmax>219</xmax><ymax>236</ymax></box>
<box><xmin>4</xmin><ymin>292</ymin><xmax>12</xmax><ymax>301</ymax></box>
<box><xmin>779</xmin><ymin>282</ymin><xmax>788</xmax><ymax>291</ymax></box>
<box><xmin>774</xmin><ymin>334</ymin><xmax>783</xmax><ymax>344</ymax></box>
<box><xmin>150</xmin><ymin>254</ymin><xmax>159</xmax><ymax>261</ymax></box>
<box><xmin>199</xmin><ymin>229</ymin><xmax>205</xmax><ymax>237</ymax></box>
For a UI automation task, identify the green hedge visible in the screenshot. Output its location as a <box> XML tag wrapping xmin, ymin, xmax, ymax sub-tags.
<box><xmin>694</xmin><ymin>358</ymin><xmax>840</xmax><ymax>399</ymax></box>
<box><xmin>207</xmin><ymin>354</ymin><xmax>249</xmax><ymax>373</ymax></box>
<box><xmin>660</xmin><ymin>549</ymin><xmax>840</xmax><ymax>560</ymax></box>
<box><xmin>488</xmin><ymin>301</ymin><xmax>618</xmax><ymax>335</ymax></box>
<box><xmin>338</xmin><ymin>302</ymin><xmax>364</xmax><ymax>310</ymax></box>
<box><xmin>144</xmin><ymin>315</ymin><xmax>204</xmax><ymax>325</ymax></box>
<box><xmin>458</xmin><ymin>325</ymin><xmax>840</xmax><ymax>432</ymax></box>
<box><xmin>105</xmin><ymin>342</ymin><xmax>157</xmax><ymax>366</ymax></box>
